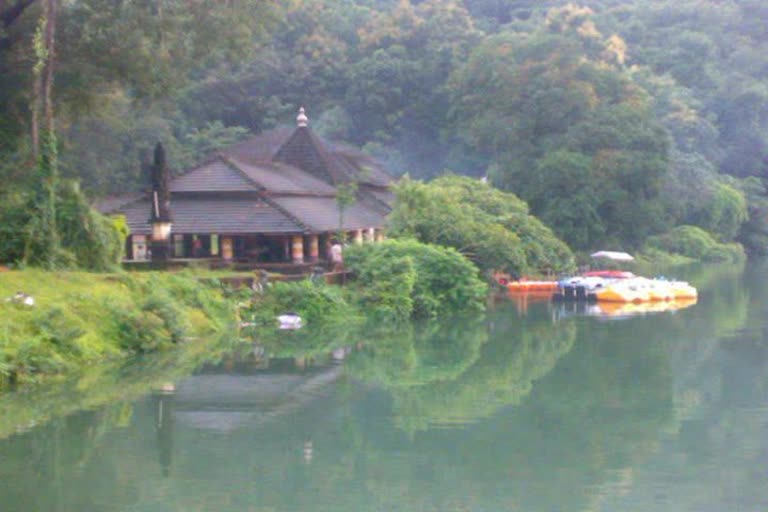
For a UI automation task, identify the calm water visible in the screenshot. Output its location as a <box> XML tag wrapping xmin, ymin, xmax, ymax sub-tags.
<box><xmin>2</xmin><ymin>263</ymin><xmax>768</xmax><ymax>511</ymax></box>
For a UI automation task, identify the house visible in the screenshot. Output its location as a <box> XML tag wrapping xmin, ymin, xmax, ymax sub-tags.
<box><xmin>97</xmin><ymin>108</ymin><xmax>393</xmax><ymax>265</ymax></box>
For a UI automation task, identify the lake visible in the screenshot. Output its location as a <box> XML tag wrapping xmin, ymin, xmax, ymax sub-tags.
<box><xmin>1</xmin><ymin>263</ymin><xmax>767</xmax><ymax>511</ymax></box>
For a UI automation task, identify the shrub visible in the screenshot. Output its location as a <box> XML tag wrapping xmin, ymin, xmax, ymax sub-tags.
<box><xmin>0</xmin><ymin>181</ymin><xmax>125</xmax><ymax>270</ymax></box>
<box><xmin>345</xmin><ymin>239</ymin><xmax>488</xmax><ymax>320</ymax></box>
<box><xmin>249</xmin><ymin>279</ymin><xmax>355</xmax><ymax>328</ymax></box>
<box><xmin>646</xmin><ymin>225</ymin><xmax>746</xmax><ymax>263</ymax></box>
<box><xmin>353</xmin><ymin>252</ymin><xmax>417</xmax><ymax>322</ymax></box>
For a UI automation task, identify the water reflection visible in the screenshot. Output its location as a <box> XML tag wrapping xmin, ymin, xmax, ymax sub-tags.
<box><xmin>1</xmin><ymin>263</ymin><xmax>768</xmax><ymax>511</ymax></box>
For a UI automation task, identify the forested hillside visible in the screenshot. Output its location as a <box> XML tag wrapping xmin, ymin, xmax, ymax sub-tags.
<box><xmin>1</xmin><ymin>0</ymin><xmax>767</xmax><ymax>255</ymax></box>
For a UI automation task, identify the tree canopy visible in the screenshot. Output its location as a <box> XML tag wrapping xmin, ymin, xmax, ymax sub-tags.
<box><xmin>2</xmin><ymin>0</ymin><xmax>767</xmax><ymax>262</ymax></box>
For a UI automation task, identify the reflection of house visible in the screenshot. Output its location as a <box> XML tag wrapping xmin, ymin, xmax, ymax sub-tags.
<box><xmin>97</xmin><ymin>108</ymin><xmax>393</xmax><ymax>264</ymax></box>
<box><xmin>171</xmin><ymin>362</ymin><xmax>343</xmax><ymax>432</ymax></box>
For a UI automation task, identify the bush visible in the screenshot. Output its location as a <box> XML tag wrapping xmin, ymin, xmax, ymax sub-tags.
<box><xmin>646</xmin><ymin>225</ymin><xmax>746</xmax><ymax>263</ymax></box>
<box><xmin>0</xmin><ymin>181</ymin><xmax>125</xmax><ymax>270</ymax></box>
<box><xmin>345</xmin><ymin>239</ymin><xmax>488</xmax><ymax>320</ymax></box>
<box><xmin>352</xmin><ymin>251</ymin><xmax>417</xmax><ymax>322</ymax></box>
<box><xmin>248</xmin><ymin>279</ymin><xmax>355</xmax><ymax>328</ymax></box>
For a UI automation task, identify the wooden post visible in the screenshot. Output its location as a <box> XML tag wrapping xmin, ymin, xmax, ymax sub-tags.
<box><xmin>292</xmin><ymin>234</ymin><xmax>305</xmax><ymax>264</ymax></box>
<box><xmin>309</xmin><ymin>235</ymin><xmax>320</xmax><ymax>262</ymax></box>
<box><xmin>367</xmin><ymin>227</ymin><xmax>375</xmax><ymax>242</ymax></box>
<box><xmin>375</xmin><ymin>229</ymin><xmax>385</xmax><ymax>242</ymax></box>
<box><xmin>354</xmin><ymin>229</ymin><xmax>364</xmax><ymax>244</ymax></box>
<box><xmin>221</xmin><ymin>237</ymin><xmax>233</xmax><ymax>260</ymax></box>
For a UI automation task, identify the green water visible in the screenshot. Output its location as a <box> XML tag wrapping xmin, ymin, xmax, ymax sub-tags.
<box><xmin>1</xmin><ymin>263</ymin><xmax>767</xmax><ymax>511</ymax></box>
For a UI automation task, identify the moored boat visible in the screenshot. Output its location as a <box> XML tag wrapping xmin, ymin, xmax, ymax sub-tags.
<box><xmin>595</xmin><ymin>277</ymin><xmax>697</xmax><ymax>303</ymax></box>
<box><xmin>507</xmin><ymin>280</ymin><xmax>559</xmax><ymax>292</ymax></box>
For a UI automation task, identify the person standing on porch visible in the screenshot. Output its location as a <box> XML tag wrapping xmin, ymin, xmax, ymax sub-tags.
<box><xmin>331</xmin><ymin>240</ymin><xmax>343</xmax><ymax>271</ymax></box>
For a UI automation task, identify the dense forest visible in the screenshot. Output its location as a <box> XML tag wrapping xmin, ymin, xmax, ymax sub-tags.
<box><xmin>1</xmin><ymin>0</ymin><xmax>767</xmax><ymax>259</ymax></box>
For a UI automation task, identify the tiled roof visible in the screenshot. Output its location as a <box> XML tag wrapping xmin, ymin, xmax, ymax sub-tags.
<box><xmin>270</xmin><ymin>196</ymin><xmax>387</xmax><ymax>232</ymax></box>
<box><xmin>272</xmin><ymin>127</ymin><xmax>350</xmax><ymax>185</ymax></box>
<box><xmin>170</xmin><ymin>158</ymin><xmax>259</xmax><ymax>193</ymax></box>
<box><xmin>118</xmin><ymin>196</ymin><xmax>304</xmax><ymax>235</ymax></box>
<box><xmin>186</xmin><ymin>124</ymin><xmax>394</xmax><ymax>189</ymax></box>
<box><xmin>223</xmin><ymin>127</ymin><xmax>293</xmax><ymax>162</ymax></box>
<box><xmin>225</xmin><ymin>156</ymin><xmax>337</xmax><ymax>196</ymax></box>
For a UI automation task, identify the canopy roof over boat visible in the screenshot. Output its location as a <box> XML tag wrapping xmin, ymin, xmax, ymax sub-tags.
<box><xmin>590</xmin><ymin>250</ymin><xmax>634</xmax><ymax>261</ymax></box>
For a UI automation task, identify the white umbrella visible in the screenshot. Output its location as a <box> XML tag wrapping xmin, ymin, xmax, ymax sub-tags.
<box><xmin>590</xmin><ymin>251</ymin><xmax>634</xmax><ymax>261</ymax></box>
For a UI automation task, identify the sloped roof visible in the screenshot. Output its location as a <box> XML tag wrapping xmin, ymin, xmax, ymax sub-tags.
<box><xmin>270</xmin><ymin>196</ymin><xmax>386</xmax><ymax>232</ymax></box>
<box><xmin>225</xmin><ymin>156</ymin><xmax>337</xmax><ymax>196</ymax></box>
<box><xmin>223</xmin><ymin>126</ymin><xmax>393</xmax><ymax>188</ymax></box>
<box><xmin>272</xmin><ymin>127</ymin><xmax>352</xmax><ymax>185</ymax></box>
<box><xmin>118</xmin><ymin>196</ymin><xmax>303</xmax><ymax>235</ymax></box>
<box><xmin>170</xmin><ymin>158</ymin><xmax>260</xmax><ymax>193</ymax></box>
<box><xmin>223</xmin><ymin>127</ymin><xmax>294</xmax><ymax>162</ymax></box>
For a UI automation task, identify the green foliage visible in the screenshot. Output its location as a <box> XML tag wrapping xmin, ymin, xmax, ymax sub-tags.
<box><xmin>0</xmin><ymin>180</ymin><xmax>124</xmax><ymax>270</ymax></box>
<box><xmin>646</xmin><ymin>225</ymin><xmax>746</xmax><ymax>263</ymax></box>
<box><xmin>345</xmin><ymin>239</ymin><xmax>488</xmax><ymax>320</ymax></box>
<box><xmin>737</xmin><ymin>177</ymin><xmax>768</xmax><ymax>256</ymax></box>
<box><xmin>180</xmin><ymin>121</ymin><xmax>250</xmax><ymax>165</ymax></box>
<box><xmin>449</xmin><ymin>22</ymin><xmax>671</xmax><ymax>250</ymax></box>
<box><xmin>25</xmin><ymin>132</ymin><xmax>63</xmax><ymax>269</ymax></box>
<box><xmin>248</xmin><ymin>280</ymin><xmax>356</xmax><ymax>329</ymax></box>
<box><xmin>0</xmin><ymin>192</ymin><xmax>29</xmax><ymax>265</ymax></box>
<box><xmin>689</xmin><ymin>182</ymin><xmax>748</xmax><ymax>242</ymax></box>
<box><xmin>388</xmin><ymin>175</ymin><xmax>575</xmax><ymax>275</ymax></box>
<box><xmin>350</xmin><ymin>251</ymin><xmax>417</xmax><ymax>322</ymax></box>
<box><xmin>0</xmin><ymin>270</ymin><xmax>237</xmax><ymax>388</ymax></box>
<box><xmin>56</xmin><ymin>182</ymin><xmax>125</xmax><ymax>270</ymax></box>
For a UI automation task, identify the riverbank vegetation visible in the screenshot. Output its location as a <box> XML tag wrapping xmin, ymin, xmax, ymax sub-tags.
<box><xmin>245</xmin><ymin>238</ymin><xmax>488</xmax><ymax>332</ymax></box>
<box><xmin>0</xmin><ymin>271</ymin><xmax>237</xmax><ymax>389</ymax></box>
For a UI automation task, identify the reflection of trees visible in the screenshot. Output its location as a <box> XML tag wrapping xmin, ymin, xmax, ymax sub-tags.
<box><xmin>345</xmin><ymin>318</ymin><xmax>487</xmax><ymax>389</ymax></box>
<box><xmin>610</xmin><ymin>314</ymin><xmax>768</xmax><ymax>511</ymax></box>
<box><xmin>391</xmin><ymin>321</ymin><xmax>576</xmax><ymax>432</ymax></box>
<box><xmin>346</xmin><ymin>311</ymin><xmax>576</xmax><ymax>433</ymax></box>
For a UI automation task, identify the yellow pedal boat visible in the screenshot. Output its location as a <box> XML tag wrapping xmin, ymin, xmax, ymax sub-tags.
<box><xmin>595</xmin><ymin>278</ymin><xmax>697</xmax><ymax>303</ymax></box>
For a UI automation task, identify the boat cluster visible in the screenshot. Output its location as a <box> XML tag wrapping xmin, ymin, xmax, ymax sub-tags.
<box><xmin>551</xmin><ymin>270</ymin><xmax>697</xmax><ymax>303</ymax></box>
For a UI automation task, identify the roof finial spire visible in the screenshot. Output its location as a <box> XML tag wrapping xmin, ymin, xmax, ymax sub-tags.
<box><xmin>297</xmin><ymin>106</ymin><xmax>309</xmax><ymax>128</ymax></box>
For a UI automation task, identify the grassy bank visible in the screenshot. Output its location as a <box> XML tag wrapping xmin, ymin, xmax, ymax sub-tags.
<box><xmin>0</xmin><ymin>270</ymin><xmax>238</xmax><ymax>389</ymax></box>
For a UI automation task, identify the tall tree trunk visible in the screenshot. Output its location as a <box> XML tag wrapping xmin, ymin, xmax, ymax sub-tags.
<box><xmin>31</xmin><ymin>75</ymin><xmax>40</xmax><ymax>160</ymax></box>
<box><xmin>42</xmin><ymin>0</ymin><xmax>56</xmax><ymax>135</ymax></box>
<box><xmin>30</xmin><ymin>0</ymin><xmax>57</xmax><ymax>160</ymax></box>
<box><xmin>25</xmin><ymin>0</ymin><xmax>61</xmax><ymax>268</ymax></box>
